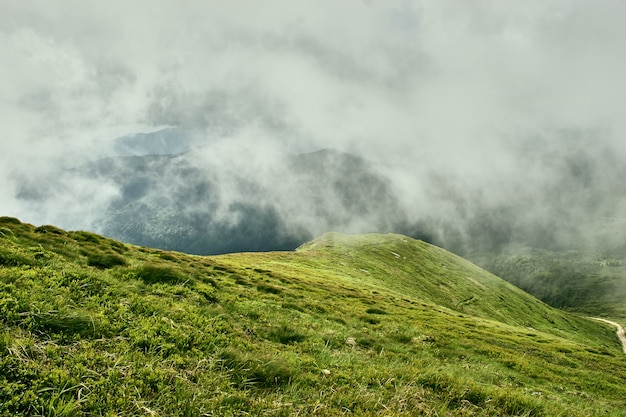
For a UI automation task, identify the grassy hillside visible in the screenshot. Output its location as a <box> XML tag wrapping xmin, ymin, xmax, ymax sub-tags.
<box><xmin>1</xmin><ymin>217</ymin><xmax>625</xmax><ymax>416</ymax></box>
<box><xmin>470</xmin><ymin>247</ymin><xmax>626</xmax><ymax>318</ymax></box>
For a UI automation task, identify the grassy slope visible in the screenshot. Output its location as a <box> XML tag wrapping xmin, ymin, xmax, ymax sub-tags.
<box><xmin>1</xmin><ymin>218</ymin><xmax>625</xmax><ymax>416</ymax></box>
<box><xmin>470</xmin><ymin>247</ymin><xmax>626</xmax><ymax>318</ymax></box>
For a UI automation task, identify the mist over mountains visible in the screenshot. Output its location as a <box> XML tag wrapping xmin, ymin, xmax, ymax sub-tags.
<box><xmin>102</xmin><ymin>130</ymin><xmax>626</xmax><ymax>256</ymax></box>
<box><xmin>12</xmin><ymin>126</ymin><xmax>626</xmax><ymax>257</ymax></box>
<box><xmin>88</xmin><ymin>145</ymin><xmax>404</xmax><ymax>254</ymax></box>
<box><xmin>98</xmin><ymin>128</ymin><xmax>626</xmax><ymax>256</ymax></box>
<box><xmin>2</xmin><ymin>1</ymin><xmax>626</xmax><ymax>256</ymax></box>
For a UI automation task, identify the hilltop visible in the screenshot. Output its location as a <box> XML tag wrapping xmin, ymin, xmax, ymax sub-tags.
<box><xmin>1</xmin><ymin>217</ymin><xmax>625</xmax><ymax>416</ymax></box>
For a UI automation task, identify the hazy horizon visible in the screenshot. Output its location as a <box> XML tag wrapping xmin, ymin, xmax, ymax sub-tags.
<box><xmin>2</xmin><ymin>0</ymin><xmax>626</xmax><ymax>254</ymax></box>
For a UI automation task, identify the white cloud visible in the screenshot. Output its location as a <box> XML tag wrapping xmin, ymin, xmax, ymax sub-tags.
<box><xmin>1</xmin><ymin>0</ymin><xmax>625</xmax><ymax>241</ymax></box>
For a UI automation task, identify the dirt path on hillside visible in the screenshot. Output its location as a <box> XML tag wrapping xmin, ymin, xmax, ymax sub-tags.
<box><xmin>591</xmin><ymin>318</ymin><xmax>626</xmax><ymax>354</ymax></box>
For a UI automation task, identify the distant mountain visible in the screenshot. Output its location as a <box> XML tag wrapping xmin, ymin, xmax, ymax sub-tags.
<box><xmin>112</xmin><ymin>127</ymin><xmax>207</xmax><ymax>156</ymax></box>
<box><xmin>16</xmin><ymin>127</ymin><xmax>626</xmax><ymax>260</ymax></box>
<box><xmin>1</xmin><ymin>217</ymin><xmax>625</xmax><ymax>415</ymax></box>
<box><xmin>88</xmin><ymin>148</ymin><xmax>408</xmax><ymax>255</ymax></box>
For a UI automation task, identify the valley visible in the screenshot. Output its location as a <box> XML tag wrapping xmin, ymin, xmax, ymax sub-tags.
<box><xmin>470</xmin><ymin>246</ymin><xmax>626</xmax><ymax>319</ymax></box>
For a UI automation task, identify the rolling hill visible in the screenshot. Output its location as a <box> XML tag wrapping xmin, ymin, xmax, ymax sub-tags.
<box><xmin>1</xmin><ymin>216</ymin><xmax>625</xmax><ymax>416</ymax></box>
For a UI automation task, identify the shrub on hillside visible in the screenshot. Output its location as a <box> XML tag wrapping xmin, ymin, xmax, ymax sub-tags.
<box><xmin>87</xmin><ymin>253</ymin><xmax>127</xmax><ymax>269</ymax></box>
<box><xmin>256</xmin><ymin>283</ymin><xmax>282</xmax><ymax>294</ymax></box>
<box><xmin>0</xmin><ymin>247</ymin><xmax>33</xmax><ymax>267</ymax></box>
<box><xmin>267</xmin><ymin>325</ymin><xmax>307</xmax><ymax>345</ymax></box>
<box><xmin>31</xmin><ymin>310</ymin><xmax>102</xmax><ymax>340</ymax></box>
<box><xmin>0</xmin><ymin>217</ymin><xmax>21</xmax><ymax>224</ymax></box>
<box><xmin>71</xmin><ymin>231</ymin><xmax>101</xmax><ymax>244</ymax></box>
<box><xmin>196</xmin><ymin>284</ymin><xmax>218</xmax><ymax>303</ymax></box>
<box><xmin>158</xmin><ymin>252</ymin><xmax>178</xmax><ymax>261</ymax></box>
<box><xmin>109</xmin><ymin>240</ymin><xmax>127</xmax><ymax>254</ymax></box>
<box><xmin>135</xmin><ymin>265</ymin><xmax>186</xmax><ymax>285</ymax></box>
<box><xmin>360</xmin><ymin>315</ymin><xmax>380</xmax><ymax>325</ymax></box>
<box><xmin>34</xmin><ymin>225</ymin><xmax>66</xmax><ymax>235</ymax></box>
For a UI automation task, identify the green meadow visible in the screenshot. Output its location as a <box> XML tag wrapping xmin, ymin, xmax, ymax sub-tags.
<box><xmin>1</xmin><ymin>217</ymin><xmax>625</xmax><ymax>416</ymax></box>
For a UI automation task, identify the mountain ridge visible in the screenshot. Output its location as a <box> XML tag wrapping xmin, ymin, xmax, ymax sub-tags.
<box><xmin>218</xmin><ymin>231</ymin><xmax>614</xmax><ymax>344</ymax></box>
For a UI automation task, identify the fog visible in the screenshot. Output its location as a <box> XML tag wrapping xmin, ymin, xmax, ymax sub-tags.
<box><xmin>2</xmin><ymin>0</ymin><xmax>626</xmax><ymax>254</ymax></box>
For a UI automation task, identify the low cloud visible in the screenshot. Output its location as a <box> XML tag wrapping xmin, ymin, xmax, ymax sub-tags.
<box><xmin>1</xmin><ymin>1</ymin><xmax>626</xmax><ymax>254</ymax></box>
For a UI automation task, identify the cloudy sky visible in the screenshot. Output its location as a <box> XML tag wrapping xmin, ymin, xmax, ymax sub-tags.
<box><xmin>2</xmin><ymin>0</ymin><xmax>626</xmax><ymax>250</ymax></box>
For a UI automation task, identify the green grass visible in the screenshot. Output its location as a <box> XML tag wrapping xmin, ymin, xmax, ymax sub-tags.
<box><xmin>470</xmin><ymin>247</ymin><xmax>626</xmax><ymax>318</ymax></box>
<box><xmin>0</xmin><ymin>218</ymin><xmax>625</xmax><ymax>416</ymax></box>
